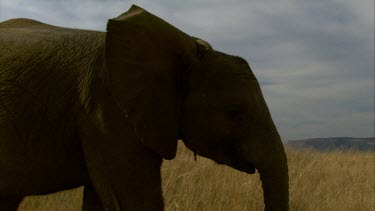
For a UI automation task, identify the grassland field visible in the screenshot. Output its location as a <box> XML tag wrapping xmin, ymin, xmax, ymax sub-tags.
<box><xmin>18</xmin><ymin>142</ymin><xmax>374</xmax><ymax>211</ymax></box>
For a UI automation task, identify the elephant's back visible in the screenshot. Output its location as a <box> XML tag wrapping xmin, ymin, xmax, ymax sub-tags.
<box><xmin>0</xmin><ymin>20</ymin><xmax>105</xmax><ymax>144</ymax></box>
<box><xmin>0</xmin><ymin>18</ymin><xmax>49</xmax><ymax>28</ymax></box>
<box><xmin>0</xmin><ymin>18</ymin><xmax>105</xmax><ymax>48</ymax></box>
<box><xmin>0</xmin><ymin>18</ymin><xmax>74</xmax><ymax>43</ymax></box>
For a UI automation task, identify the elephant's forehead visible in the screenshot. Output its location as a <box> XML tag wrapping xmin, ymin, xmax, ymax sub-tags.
<box><xmin>209</xmin><ymin>52</ymin><xmax>255</xmax><ymax>76</ymax></box>
<box><xmin>197</xmin><ymin>71</ymin><xmax>257</xmax><ymax>93</ymax></box>
<box><xmin>202</xmin><ymin>62</ymin><xmax>256</xmax><ymax>86</ymax></box>
<box><xmin>187</xmin><ymin>83</ymin><xmax>256</xmax><ymax>106</ymax></box>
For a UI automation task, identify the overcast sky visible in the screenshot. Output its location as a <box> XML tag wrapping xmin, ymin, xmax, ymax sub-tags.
<box><xmin>0</xmin><ymin>0</ymin><xmax>374</xmax><ymax>140</ymax></box>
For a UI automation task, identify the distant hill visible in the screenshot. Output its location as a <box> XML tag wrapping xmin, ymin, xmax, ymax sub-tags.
<box><xmin>287</xmin><ymin>137</ymin><xmax>375</xmax><ymax>151</ymax></box>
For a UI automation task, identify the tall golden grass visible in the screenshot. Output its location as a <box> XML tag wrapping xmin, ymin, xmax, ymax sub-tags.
<box><xmin>18</xmin><ymin>142</ymin><xmax>374</xmax><ymax>211</ymax></box>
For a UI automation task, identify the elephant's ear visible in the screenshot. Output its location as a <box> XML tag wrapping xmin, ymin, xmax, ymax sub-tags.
<box><xmin>105</xmin><ymin>5</ymin><xmax>190</xmax><ymax>159</ymax></box>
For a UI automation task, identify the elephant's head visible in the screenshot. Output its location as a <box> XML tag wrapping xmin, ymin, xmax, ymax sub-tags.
<box><xmin>180</xmin><ymin>45</ymin><xmax>289</xmax><ymax>211</ymax></box>
<box><xmin>105</xmin><ymin>5</ymin><xmax>289</xmax><ymax>210</ymax></box>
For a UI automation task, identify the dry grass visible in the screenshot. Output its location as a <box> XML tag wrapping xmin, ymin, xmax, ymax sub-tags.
<box><xmin>18</xmin><ymin>142</ymin><xmax>374</xmax><ymax>211</ymax></box>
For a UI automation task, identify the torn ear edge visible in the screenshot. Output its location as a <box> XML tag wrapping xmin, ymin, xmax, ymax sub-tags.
<box><xmin>191</xmin><ymin>36</ymin><xmax>213</xmax><ymax>60</ymax></box>
<box><xmin>193</xmin><ymin>36</ymin><xmax>213</xmax><ymax>50</ymax></box>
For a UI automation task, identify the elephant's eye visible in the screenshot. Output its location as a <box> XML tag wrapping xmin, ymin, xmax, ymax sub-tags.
<box><xmin>224</xmin><ymin>108</ymin><xmax>243</xmax><ymax>122</ymax></box>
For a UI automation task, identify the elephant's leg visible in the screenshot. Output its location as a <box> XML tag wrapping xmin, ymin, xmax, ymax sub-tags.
<box><xmin>80</xmin><ymin>106</ymin><xmax>165</xmax><ymax>210</ymax></box>
<box><xmin>0</xmin><ymin>196</ymin><xmax>23</xmax><ymax>211</ymax></box>
<box><xmin>82</xmin><ymin>185</ymin><xmax>105</xmax><ymax>211</ymax></box>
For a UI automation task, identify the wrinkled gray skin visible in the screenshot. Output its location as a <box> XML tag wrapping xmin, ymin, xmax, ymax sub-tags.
<box><xmin>0</xmin><ymin>5</ymin><xmax>289</xmax><ymax>211</ymax></box>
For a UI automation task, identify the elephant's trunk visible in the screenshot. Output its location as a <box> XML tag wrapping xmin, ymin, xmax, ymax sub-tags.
<box><xmin>249</xmin><ymin>125</ymin><xmax>289</xmax><ymax>211</ymax></box>
<box><xmin>258</xmin><ymin>147</ymin><xmax>289</xmax><ymax>211</ymax></box>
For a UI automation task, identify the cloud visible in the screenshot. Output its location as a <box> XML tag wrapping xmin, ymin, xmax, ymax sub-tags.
<box><xmin>1</xmin><ymin>0</ymin><xmax>373</xmax><ymax>140</ymax></box>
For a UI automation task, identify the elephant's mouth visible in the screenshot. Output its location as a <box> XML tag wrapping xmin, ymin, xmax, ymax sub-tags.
<box><xmin>213</xmin><ymin>158</ymin><xmax>256</xmax><ymax>174</ymax></box>
<box><xmin>232</xmin><ymin>161</ymin><xmax>256</xmax><ymax>174</ymax></box>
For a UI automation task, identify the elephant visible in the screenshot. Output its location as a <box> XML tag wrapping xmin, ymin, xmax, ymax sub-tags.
<box><xmin>0</xmin><ymin>4</ymin><xmax>289</xmax><ymax>211</ymax></box>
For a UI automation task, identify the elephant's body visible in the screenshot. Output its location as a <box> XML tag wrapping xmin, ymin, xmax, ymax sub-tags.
<box><xmin>0</xmin><ymin>17</ymin><xmax>167</xmax><ymax>211</ymax></box>
<box><xmin>0</xmin><ymin>5</ymin><xmax>289</xmax><ymax>211</ymax></box>
<box><xmin>0</xmin><ymin>18</ymin><xmax>100</xmax><ymax>200</ymax></box>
